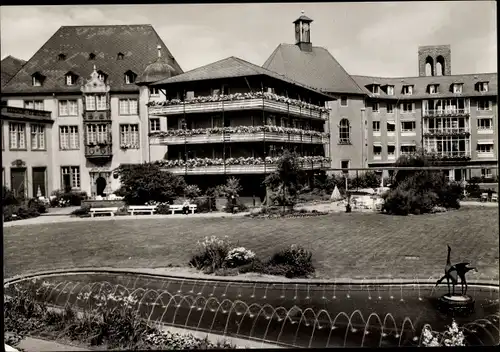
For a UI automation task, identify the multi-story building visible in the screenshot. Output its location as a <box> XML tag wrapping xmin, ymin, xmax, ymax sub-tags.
<box><xmin>145</xmin><ymin>56</ymin><xmax>332</xmax><ymax>198</ymax></box>
<box><xmin>263</xmin><ymin>14</ymin><xmax>498</xmax><ymax>181</ymax></box>
<box><xmin>1</xmin><ymin>24</ymin><xmax>183</xmax><ymax>198</ymax></box>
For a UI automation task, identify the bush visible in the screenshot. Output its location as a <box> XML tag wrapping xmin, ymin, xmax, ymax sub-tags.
<box><xmin>28</xmin><ymin>198</ymin><xmax>47</xmax><ymax>214</ymax></box>
<box><xmin>71</xmin><ymin>205</ymin><xmax>91</xmax><ymax>217</ymax></box>
<box><xmin>50</xmin><ymin>189</ymin><xmax>88</xmax><ymax>207</ymax></box>
<box><xmin>224</xmin><ymin>198</ymin><xmax>248</xmax><ymax>213</ymax></box>
<box><xmin>156</xmin><ymin>203</ymin><xmax>171</xmax><ymax>214</ymax></box>
<box><xmin>3</xmin><ymin>203</ymin><xmax>42</xmax><ymax>222</ymax></box>
<box><xmin>225</xmin><ymin>247</ymin><xmax>255</xmax><ymax>268</ymax></box>
<box><xmin>267</xmin><ymin>244</ymin><xmax>315</xmax><ymax>278</ymax></box>
<box><xmin>465</xmin><ymin>178</ymin><xmax>482</xmax><ymax>199</ymax></box>
<box><xmin>189</xmin><ymin>236</ymin><xmax>233</xmax><ymax>273</ymax></box>
<box><xmin>193</xmin><ymin>196</ymin><xmax>216</xmax><ymax>213</ymax></box>
<box><xmin>2</xmin><ymin>186</ymin><xmax>19</xmax><ymax>205</ymax></box>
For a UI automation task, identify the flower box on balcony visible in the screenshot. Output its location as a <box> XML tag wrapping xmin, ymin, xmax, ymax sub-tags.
<box><xmin>338</xmin><ymin>139</ymin><xmax>351</xmax><ymax>145</ymax></box>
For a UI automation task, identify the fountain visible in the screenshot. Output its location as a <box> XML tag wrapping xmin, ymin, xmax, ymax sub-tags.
<box><xmin>4</xmin><ymin>270</ymin><xmax>499</xmax><ymax>348</ymax></box>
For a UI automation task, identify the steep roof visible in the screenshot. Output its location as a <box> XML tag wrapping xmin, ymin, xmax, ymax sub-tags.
<box><xmin>152</xmin><ymin>56</ymin><xmax>333</xmax><ymax>98</ymax></box>
<box><xmin>2</xmin><ymin>25</ymin><xmax>183</xmax><ymax>94</ymax></box>
<box><xmin>351</xmin><ymin>73</ymin><xmax>498</xmax><ymax>100</ymax></box>
<box><xmin>1</xmin><ymin>56</ymin><xmax>26</xmax><ymax>87</ymax></box>
<box><xmin>262</xmin><ymin>43</ymin><xmax>365</xmax><ymax>95</ymax></box>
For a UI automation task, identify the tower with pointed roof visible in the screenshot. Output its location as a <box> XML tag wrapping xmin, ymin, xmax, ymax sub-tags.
<box><xmin>294</xmin><ymin>11</ymin><xmax>313</xmax><ymax>52</ymax></box>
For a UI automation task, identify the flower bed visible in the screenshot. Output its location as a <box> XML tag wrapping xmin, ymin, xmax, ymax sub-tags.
<box><xmin>146</xmin><ymin>91</ymin><xmax>331</xmax><ymax>114</ymax></box>
<box><xmin>150</xmin><ymin>125</ymin><xmax>329</xmax><ymax>138</ymax></box>
<box><xmin>155</xmin><ymin>156</ymin><xmax>330</xmax><ymax>169</ymax></box>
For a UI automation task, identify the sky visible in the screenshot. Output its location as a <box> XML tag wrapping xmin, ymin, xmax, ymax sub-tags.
<box><xmin>0</xmin><ymin>2</ymin><xmax>497</xmax><ymax>77</ymax></box>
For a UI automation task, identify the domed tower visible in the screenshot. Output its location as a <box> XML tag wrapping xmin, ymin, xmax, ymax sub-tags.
<box><xmin>137</xmin><ymin>45</ymin><xmax>177</xmax><ymax>84</ymax></box>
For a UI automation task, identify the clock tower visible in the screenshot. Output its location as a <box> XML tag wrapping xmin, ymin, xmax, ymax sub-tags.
<box><xmin>294</xmin><ymin>11</ymin><xmax>313</xmax><ymax>52</ymax></box>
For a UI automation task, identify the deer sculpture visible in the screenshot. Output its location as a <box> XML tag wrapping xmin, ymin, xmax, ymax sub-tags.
<box><xmin>435</xmin><ymin>245</ymin><xmax>477</xmax><ymax>296</ymax></box>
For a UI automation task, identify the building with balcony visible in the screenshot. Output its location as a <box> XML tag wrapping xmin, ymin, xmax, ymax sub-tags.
<box><xmin>1</xmin><ymin>24</ymin><xmax>183</xmax><ymax>197</ymax></box>
<box><xmin>144</xmin><ymin>56</ymin><xmax>333</xmax><ymax>197</ymax></box>
<box><xmin>263</xmin><ymin>15</ymin><xmax>498</xmax><ymax>181</ymax></box>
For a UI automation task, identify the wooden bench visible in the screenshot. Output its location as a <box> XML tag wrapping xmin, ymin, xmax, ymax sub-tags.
<box><xmin>169</xmin><ymin>204</ymin><xmax>197</xmax><ymax>214</ymax></box>
<box><xmin>90</xmin><ymin>207</ymin><xmax>118</xmax><ymax>217</ymax></box>
<box><xmin>128</xmin><ymin>205</ymin><xmax>157</xmax><ymax>215</ymax></box>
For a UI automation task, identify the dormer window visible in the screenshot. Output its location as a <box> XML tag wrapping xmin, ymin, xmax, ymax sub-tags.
<box><xmin>117</xmin><ymin>52</ymin><xmax>124</xmax><ymax>60</ymax></box>
<box><xmin>402</xmin><ymin>85</ymin><xmax>413</xmax><ymax>95</ymax></box>
<box><xmin>89</xmin><ymin>53</ymin><xmax>96</xmax><ymax>61</ymax></box>
<box><xmin>65</xmin><ymin>72</ymin><xmax>78</xmax><ymax>86</ymax></box>
<box><xmin>477</xmin><ymin>82</ymin><xmax>489</xmax><ymax>92</ymax></box>
<box><xmin>149</xmin><ymin>87</ymin><xmax>160</xmax><ymax>97</ymax></box>
<box><xmin>58</xmin><ymin>54</ymin><xmax>66</xmax><ymax>61</ymax></box>
<box><xmin>97</xmin><ymin>70</ymin><xmax>107</xmax><ymax>82</ymax></box>
<box><xmin>371</xmin><ymin>85</ymin><xmax>380</xmax><ymax>95</ymax></box>
<box><xmin>453</xmin><ymin>83</ymin><xmax>463</xmax><ymax>94</ymax></box>
<box><xmin>428</xmin><ymin>84</ymin><xmax>439</xmax><ymax>94</ymax></box>
<box><xmin>31</xmin><ymin>72</ymin><xmax>44</xmax><ymax>87</ymax></box>
<box><xmin>386</xmin><ymin>85</ymin><xmax>394</xmax><ymax>95</ymax></box>
<box><xmin>124</xmin><ymin>71</ymin><xmax>137</xmax><ymax>84</ymax></box>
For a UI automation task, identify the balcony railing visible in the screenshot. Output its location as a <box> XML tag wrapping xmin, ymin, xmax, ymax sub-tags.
<box><xmin>422</xmin><ymin>109</ymin><xmax>470</xmax><ymax>117</ymax></box>
<box><xmin>424</xmin><ymin>151</ymin><xmax>472</xmax><ymax>160</ymax></box>
<box><xmin>148</xmin><ymin>92</ymin><xmax>330</xmax><ymax>120</ymax></box>
<box><xmin>155</xmin><ymin>156</ymin><xmax>330</xmax><ymax>175</ymax></box>
<box><xmin>85</xmin><ymin>143</ymin><xmax>113</xmax><ymax>159</ymax></box>
<box><xmin>423</xmin><ymin>128</ymin><xmax>471</xmax><ymax>137</ymax></box>
<box><xmin>149</xmin><ymin>126</ymin><xmax>329</xmax><ymax>145</ymax></box>
<box><xmin>1</xmin><ymin>106</ymin><xmax>52</xmax><ymax>119</ymax></box>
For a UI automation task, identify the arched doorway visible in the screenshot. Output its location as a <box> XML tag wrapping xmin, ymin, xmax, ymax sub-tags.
<box><xmin>96</xmin><ymin>176</ymin><xmax>107</xmax><ymax>196</ymax></box>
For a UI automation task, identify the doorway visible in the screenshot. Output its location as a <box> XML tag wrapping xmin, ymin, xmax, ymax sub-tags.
<box><xmin>96</xmin><ymin>176</ymin><xmax>107</xmax><ymax>196</ymax></box>
<box><xmin>32</xmin><ymin>167</ymin><xmax>47</xmax><ymax>197</ymax></box>
<box><xmin>10</xmin><ymin>168</ymin><xmax>27</xmax><ymax>200</ymax></box>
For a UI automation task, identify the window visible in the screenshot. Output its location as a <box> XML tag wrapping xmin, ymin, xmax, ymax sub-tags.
<box><xmin>387</xmin><ymin>121</ymin><xmax>396</xmax><ymax>133</ymax></box>
<box><xmin>124</xmin><ymin>71</ymin><xmax>137</xmax><ymax>84</ymax></box>
<box><xmin>341</xmin><ymin>160</ymin><xmax>349</xmax><ymax>173</ymax></box>
<box><xmin>117</xmin><ymin>52</ymin><xmax>124</xmax><ymax>60</ymax></box>
<box><xmin>120</xmin><ymin>124</ymin><xmax>139</xmax><ymax>148</ymax></box>
<box><xmin>477</xmin><ymin>118</ymin><xmax>493</xmax><ymax>130</ymax></box>
<box><xmin>477</xmin><ymin>82</ymin><xmax>489</xmax><ymax>92</ymax></box>
<box><xmin>89</xmin><ymin>53</ymin><xmax>96</xmax><ymax>60</ymax></box>
<box><xmin>66</xmin><ymin>73</ymin><xmax>76</xmax><ymax>86</ymax></box>
<box><xmin>97</xmin><ymin>71</ymin><xmax>107</xmax><ymax>82</ymax></box>
<box><xmin>477</xmin><ymin>99</ymin><xmax>492</xmax><ymax>111</ymax></box>
<box><xmin>149</xmin><ymin>87</ymin><xmax>160</xmax><ymax>96</ymax></box>
<box><xmin>372</xmin><ymin>102</ymin><xmax>379</xmax><ymax>112</ymax></box>
<box><xmin>58</xmin><ymin>54</ymin><xmax>66</xmax><ymax>61</ymax></box>
<box><xmin>60</xmin><ymin>126</ymin><xmax>79</xmax><ymax>150</ymax></box>
<box><xmin>340</xmin><ymin>96</ymin><xmax>348</xmax><ymax>107</ymax></box>
<box><xmin>429</xmin><ymin>85</ymin><xmax>438</xmax><ymax>94</ymax></box>
<box><xmin>61</xmin><ymin>166</ymin><xmax>80</xmax><ymax>189</ymax></box>
<box><xmin>9</xmin><ymin>123</ymin><xmax>26</xmax><ymax>150</ymax></box>
<box><xmin>453</xmin><ymin>84</ymin><xmax>463</xmax><ymax>94</ymax></box>
<box><xmin>24</xmin><ymin>100</ymin><xmax>44</xmax><ymax>110</ymax></box>
<box><xmin>401</xmin><ymin>145</ymin><xmax>416</xmax><ymax>154</ymax></box>
<box><xmin>387</xmin><ymin>145</ymin><xmax>395</xmax><ymax>156</ymax></box>
<box><xmin>387</xmin><ymin>104</ymin><xmax>394</xmax><ymax>114</ymax></box>
<box><xmin>373</xmin><ymin>145</ymin><xmax>382</xmax><ymax>156</ymax></box>
<box><xmin>84</xmin><ymin>95</ymin><xmax>107</xmax><ymax>111</ymax></box>
<box><xmin>481</xmin><ymin>168</ymin><xmax>493</xmax><ymax>179</ymax></box>
<box><xmin>402</xmin><ymin>85</ymin><xmax>413</xmax><ymax>95</ymax></box>
<box><xmin>96</xmin><ymin>95</ymin><xmax>107</xmax><ymax>110</ymax></box>
<box><xmin>338</xmin><ymin>118</ymin><xmax>351</xmax><ymax>144</ymax></box>
<box><xmin>401</xmin><ymin>121</ymin><xmax>416</xmax><ymax>132</ymax></box>
<box><xmin>119</xmin><ymin>98</ymin><xmax>138</xmax><ymax>115</ymax></box>
<box><xmin>32</xmin><ymin>74</ymin><xmax>43</xmax><ymax>87</ymax></box>
<box><xmin>86</xmin><ymin>124</ymin><xmax>109</xmax><ymax>144</ymax></box>
<box><xmin>372</xmin><ymin>121</ymin><xmax>380</xmax><ymax>133</ymax></box>
<box><xmin>58</xmin><ymin>100</ymin><xmax>78</xmax><ymax>116</ymax></box>
<box><xmin>150</xmin><ymin>118</ymin><xmax>160</xmax><ymax>132</ymax></box>
<box><xmin>372</xmin><ymin>85</ymin><xmax>380</xmax><ymax>94</ymax></box>
<box><xmin>477</xmin><ymin>143</ymin><xmax>494</xmax><ymax>154</ymax></box>
<box><xmin>401</xmin><ymin>102</ymin><xmax>414</xmax><ymax>113</ymax></box>
<box><xmin>386</xmin><ymin>85</ymin><xmax>394</xmax><ymax>95</ymax></box>
<box><xmin>185</xmin><ymin>91</ymin><xmax>195</xmax><ymax>100</ymax></box>
<box><xmin>30</xmin><ymin>124</ymin><xmax>45</xmax><ymax>150</ymax></box>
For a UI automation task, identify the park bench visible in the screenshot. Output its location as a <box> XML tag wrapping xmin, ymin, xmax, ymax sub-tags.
<box><xmin>480</xmin><ymin>193</ymin><xmax>489</xmax><ymax>202</ymax></box>
<box><xmin>90</xmin><ymin>207</ymin><xmax>118</xmax><ymax>217</ymax></box>
<box><xmin>169</xmin><ymin>204</ymin><xmax>197</xmax><ymax>214</ymax></box>
<box><xmin>491</xmin><ymin>194</ymin><xmax>498</xmax><ymax>202</ymax></box>
<box><xmin>127</xmin><ymin>205</ymin><xmax>157</xmax><ymax>216</ymax></box>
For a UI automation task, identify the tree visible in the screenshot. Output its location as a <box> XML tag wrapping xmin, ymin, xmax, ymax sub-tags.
<box><xmin>184</xmin><ymin>184</ymin><xmax>201</xmax><ymax>201</ymax></box>
<box><xmin>114</xmin><ymin>163</ymin><xmax>186</xmax><ymax>205</ymax></box>
<box><xmin>263</xmin><ymin>150</ymin><xmax>304</xmax><ymax>210</ymax></box>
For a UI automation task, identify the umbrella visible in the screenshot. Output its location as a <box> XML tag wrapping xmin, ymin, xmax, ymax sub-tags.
<box><xmin>330</xmin><ymin>185</ymin><xmax>342</xmax><ymax>201</ymax></box>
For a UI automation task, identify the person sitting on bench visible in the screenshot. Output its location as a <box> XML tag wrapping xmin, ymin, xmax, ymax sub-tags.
<box><xmin>182</xmin><ymin>199</ymin><xmax>190</xmax><ymax>215</ymax></box>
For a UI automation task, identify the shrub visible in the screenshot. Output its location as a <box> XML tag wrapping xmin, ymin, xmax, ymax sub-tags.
<box><xmin>189</xmin><ymin>236</ymin><xmax>233</xmax><ymax>273</ymax></box>
<box><xmin>3</xmin><ymin>203</ymin><xmax>41</xmax><ymax>222</ymax></box>
<box><xmin>267</xmin><ymin>244</ymin><xmax>315</xmax><ymax>278</ymax></box>
<box><xmin>156</xmin><ymin>203</ymin><xmax>171</xmax><ymax>214</ymax></box>
<box><xmin>28</xmin><ymin>198</ymin><xmax>47</xmax><ymax>214</ymax></box>
<box><xmin>224</xmin><ymin>198</ymin><xmax>248</xmax><ymax>213</ymax></box>
<box><xmin>71</xmin><ymin>205</ymin><xmax>91</xmax><ymax>217</ymax></box>
<box><xmin>2</xmin><ymin>186</ymin><xmax>19</xmax><ymax>205</ymax></box>
<box><xmin>421</xmin><ymin>320</ymin><xmax>465</xmax><ymax>347</ymax></box>
<box><xmin>193</xmin><ymin>196</ymin><xmax>216</xmax><ymax>213</ymax></box>
<box><xmin>184</xmin><ymin>184</ymin><xmax>201</xmax><ymax>201</ymax></box>
<box><xmin>465</xmin><ymin>178</ymin><xmax>482</xmax><ymax>199</ymax></box>
<box><xmin>50</xmin><ymin>189</ymin><xmax>88</xmax><ymax>207</ymax></box>
<box><xmin>225</xmin><ymin>247</ymin><xmax>255</xmax><ymax>268</ymax></box>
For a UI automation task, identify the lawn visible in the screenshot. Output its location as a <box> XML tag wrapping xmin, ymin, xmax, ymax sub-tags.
<box><xmin>3</xmin><ymin>207</ymin><xmax>499</xmax><ymax>280</ymax></box>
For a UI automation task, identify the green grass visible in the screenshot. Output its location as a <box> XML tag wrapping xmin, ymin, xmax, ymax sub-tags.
<box><xmin>3</xmin><ymin>207</ymin><xmax>499</xmax><ymax>280</ymax></box>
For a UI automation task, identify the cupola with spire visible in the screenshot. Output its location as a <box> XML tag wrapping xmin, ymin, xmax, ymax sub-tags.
<box><xmin>136</xmin><ymin>45</ymin><xmax>176</xmax><ymax>84</ymax></box>
<box><xmin>293</xmin><ymin>10</ymin><xmax>313</xmax><ymax>52</ymax></box>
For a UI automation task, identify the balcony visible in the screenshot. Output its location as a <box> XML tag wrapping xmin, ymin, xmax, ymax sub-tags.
<box><xmin>85</xmin><ymin>143</ymin><xmax>113</xmax><ymax>159</ymax></box>
<box><xmin>149</xmin><ymin>126</ymin><xmax>328</xmax><ymax>145</ymax></box>
<box><xmin>425</xmin><ymin>151</ymin><xmax>472</xmax><ymax>161</ymax></box>
<box><xmin>1</xmin><ymin>106</ymin><xmax>52</xmax><ymax>121</ymax></box>
<box><xmin>156</xmin><ymin>156</ymin><xmax>330</xmax><ymax>175</ymax></box>
<box><xmin>423</xmin><ymin>127</ymin><xmax>471</xmax><ymax>137</ymax></box>
<box><xmin>148</xmin><ymin>92</ymin><xmax>330</xmax><ymax>120</ymax></box>
<box><xmin>83</xmin><ymin>109</ymin><xmax>111</xmax><ymax>121</ymax></box>
<box><xmin>422</xmin><ymin>109</ymin><xmax>470</xmax><ymax>118</ymax></box>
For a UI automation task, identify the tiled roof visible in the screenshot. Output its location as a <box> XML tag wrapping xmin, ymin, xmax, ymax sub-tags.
<box><xmin>262</xmin><ymin>43</ymin><xmax>365</xmax><ymax>95</ymax></box>
<box><xmin>1</xmin><ymin>56</ymin><xmax>26</xmax><ymax>87</ymax></box>
<box><xmin>351</xmin><ymin>73</ymin><xmax>498</xmax><ymax>100</ymax></box>
<box><xmin>2</xmin><ymin>25</ymin><xmax>183</xmax><ymax>94</ymax></box>
<box><xmin>151</xmin><ymin>56</ymin><xmax>333</xmax><ymax>98</ymax></box>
